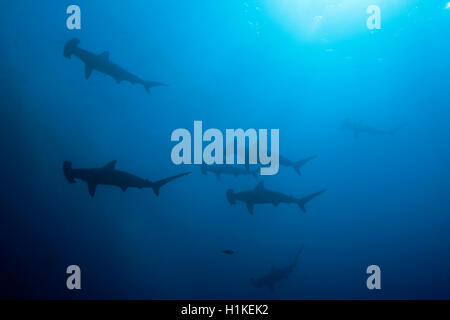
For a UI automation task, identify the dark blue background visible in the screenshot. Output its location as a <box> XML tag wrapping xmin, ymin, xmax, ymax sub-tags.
<box><xmin>0</xmin><ymin>0</ymin><xmax>449</xmax><ymax>299</ymax></box>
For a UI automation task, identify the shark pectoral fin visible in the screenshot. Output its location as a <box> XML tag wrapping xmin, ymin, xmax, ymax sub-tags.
<box><xmin>246</xmin><ymin>203</ymin><xmax>254</xmax><ymax>215</ymax></box>
<box><xmin>84</xmin><ymin>63</ymin><xmax>94</xmax><ymax>79</ymax></box>
<box><xmin>120</xmin><ymin>185</ymin><xmax>128</xmax><ymax>192</ymax></box>
<box><xmin>88</xmin><ymin>183</ymin><xmax>97</xmax><ymax>197</ymax></box>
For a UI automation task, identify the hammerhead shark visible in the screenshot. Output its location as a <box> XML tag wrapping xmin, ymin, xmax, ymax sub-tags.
<box><xmin>225</xmin><ymin>143</ymin><xmax>316</xmax><ymax>175</ymax></box>
<box><xmin>251</xmin><ymin>247</ymin><xmax>303</xmax><ymax>293</ymax></box>
<box><xmin>201</xmin><ymin>164</ymin><xmax>257</xmax><ymax>181</ymax></box>
<box><xmin>341</xmin><ymin>118</ymin><xmax>404</xmax><ymax>138</ymax></box>
<box><xmin>63</xmin><ymin>160</ymin><xmax>190</xmax><ymax>197</ymax></box>
<box><xmin>226</xmin><ymin>181</ymin><xmax>326</xmax><ymax>214</ymax></box>
<box><xmin>64</xmin><ymin>38</ymin><xmax>167</xmax><ymax>93</ymax></box>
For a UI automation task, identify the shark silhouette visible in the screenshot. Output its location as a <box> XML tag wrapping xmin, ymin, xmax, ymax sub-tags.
<box><xmin>226</xmin><ymin>181</ymin><xmax>326</xmax><ymax>214</ymax></box>
<box><xmin>64</xmin><ymin>38</ymin><xmax>167</xmax><ymax>93</ymax></box>
<box><xmin>251</xmin><ymin>247</ymin><xmax>303</xmax><ymax>293</ymax></box>
<box><xmin>201</xmin><ymin>164</ymin><xmax>258</xmax><ymax>181</ymax></box>
<box><xmin>341</xmin><ymin>118</ymin><xmax>404</xmax><ymax>138</ymax></box>
<box><xmin>63</xmin><ymin>161</ymin><xmax>190</xmax><ymax>197</ymax></box>
<box><xmin>225</xmin><ymin>143</ymin><xmax>316</xmax><ymax>175</ymax></box>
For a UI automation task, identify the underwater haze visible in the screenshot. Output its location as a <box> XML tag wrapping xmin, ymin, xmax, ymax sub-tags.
<box><xmin>1</xmin><ymin>0</ymin><xmax>450</xmax><ymax>299</ymax></box>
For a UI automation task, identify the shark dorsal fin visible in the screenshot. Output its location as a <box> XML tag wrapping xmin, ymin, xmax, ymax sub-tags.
<box><xmin>104</xmin><ymin>160</ymin><xmax>117</xmax><ymax>170</ymax></box>
<box><xmin>99</xmin><ymin>51</ymin><xmax>109</xmax><ymax>60</ymax></box>
<box><xmin>255</xmin><ymin>181</ymin><xmax>264</xmax><ymax>191</ymax></box>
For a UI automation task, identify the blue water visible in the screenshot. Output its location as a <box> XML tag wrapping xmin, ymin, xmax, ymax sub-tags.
<box><xmin>1</xmin><ymin>0</ymin><xmax>449</xmax><ymax>299</ymax></box>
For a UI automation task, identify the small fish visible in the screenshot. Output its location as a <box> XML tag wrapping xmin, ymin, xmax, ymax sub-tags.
<box><xmin>221</xmin><ymin>250</ymin><xmax>235</xmax><ymax>255</ymax></box>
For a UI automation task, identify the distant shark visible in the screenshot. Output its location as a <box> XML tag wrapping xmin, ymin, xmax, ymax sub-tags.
<box><xmin>226</xmin><ymin>181</ymin><xmax>326</xmax><ymax>214</ymax></box>
<box><xmin>201</xmin><ymin>164</ymin><xmax>257</xmax><ymax>181</ymax></box>
<box><xmin>341</xmin><ymin>118</ymin><xmax>404</xmax><ymax>138</ymax></box>
<box><xmin>63</xmin><ymin>160</ymin><xmax>190</xmax><ymax>197</ymax></box>
<box><xmin>251</xmin><ymin>247</ymin><xmax>303</xmax><ymax>293</ymax></box>
<box><xmin>64</xmin><ymin>38</ymin><xmax>168</xmax><ymax>93</ymax></box>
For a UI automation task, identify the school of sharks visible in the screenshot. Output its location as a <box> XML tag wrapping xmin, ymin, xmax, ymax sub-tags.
<box><xmin>62</xmin><ymin>37</ymin><xmax>404</xmax><ymax>293</ymax></box>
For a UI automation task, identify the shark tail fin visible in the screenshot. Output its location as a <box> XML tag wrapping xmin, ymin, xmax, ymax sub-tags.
<box><xmin>293</xmin><ymin>155</ymin><xmax>317</xmax><ymax>175</ymax></box>
<box><xmin>297</xmin><ymin>189</ymin><xmax>326</xmax><ymax>212</ymax></box>
<box><xmin>389</xmin><ymin>123</ymin><xmax>406</xmax><ymax>135</ymax></box>
<box><xmin>142</xmin><ymin>80</ymin><xmax>168</xmax><ymax>94</ymax></box>
<box><xmin>64</xmin><ymin>38</ymin><xmax>80</xmax><ymax>58</ymax></box>
<box><xmin>226</xmin><ymin>189</ymin><xmax>236</xmax><ymax>205</ymax></box>
<box><xmin>63</xmin><ymin>161</ymin><xmax>76</xmax><ymax>183</ymax></box>
<box><xmin>151</xmin><ymin>172</ymin><xmax>190</xmax><ymax>196</ymax></box>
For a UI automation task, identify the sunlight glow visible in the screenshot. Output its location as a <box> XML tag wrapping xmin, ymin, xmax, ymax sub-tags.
<box><xmin>267</xmin><ymin>0</ymin><xmax>411</xmax><ymax>42</ymax></box>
